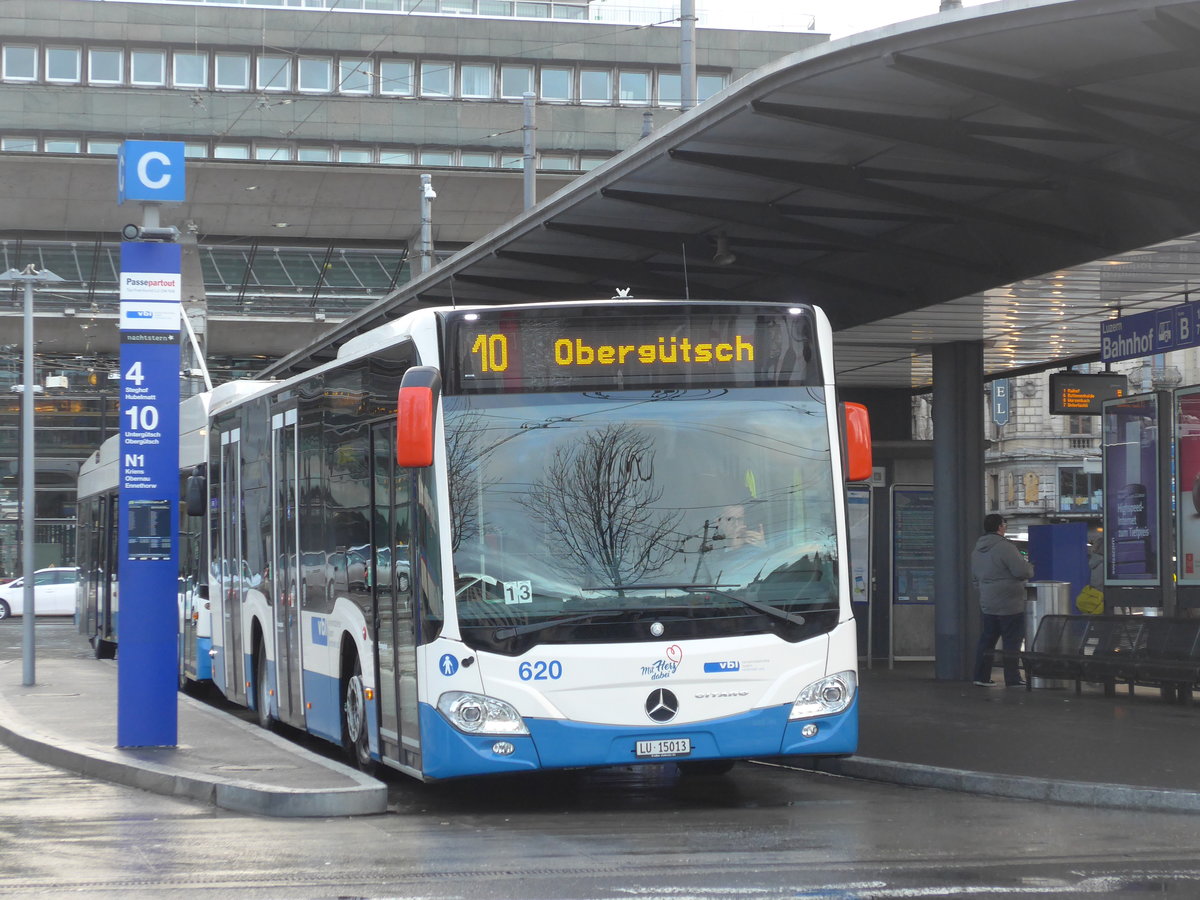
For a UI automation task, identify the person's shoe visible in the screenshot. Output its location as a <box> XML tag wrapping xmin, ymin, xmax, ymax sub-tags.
<box><xmin>973</xmin><ymin>679</ymin><xmax>996</xmax><ymax>686</ymax></box>
<box><xmin>1006</xmin><ymin>681</ymin><xmax>1028</xmax><ymax>687</ymax></box>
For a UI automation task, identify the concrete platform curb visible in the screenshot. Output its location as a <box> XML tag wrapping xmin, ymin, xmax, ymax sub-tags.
<box><xmin>800</xmin><ymin>756</ymin><xmax>1200</xmax><ymax>813</ymax></box>
<box><xmin>0</xmin><ymin>662</ymin><xmax>387</xmax><ymax>818</ymax></box>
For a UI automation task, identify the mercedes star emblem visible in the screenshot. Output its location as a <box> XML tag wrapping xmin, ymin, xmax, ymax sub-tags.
<box><xmin>645</xmin><ymin>688</ymin><xmax>679</xmax><ymax>723</ymax></box>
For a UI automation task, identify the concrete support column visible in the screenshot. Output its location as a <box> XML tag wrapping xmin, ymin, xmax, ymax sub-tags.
<box><xmin>932</xmin><ymin>341</ymin><xmax>984</xmax><ymax>681</ymax></box>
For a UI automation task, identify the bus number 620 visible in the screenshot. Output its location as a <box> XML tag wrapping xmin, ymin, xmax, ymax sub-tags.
<box><xmin>519</xmin><ymin>660</ymin><xmax>563</xmax><ymax>681</ymax></box>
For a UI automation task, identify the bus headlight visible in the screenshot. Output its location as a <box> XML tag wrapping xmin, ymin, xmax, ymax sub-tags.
<box><xmin>789</xmin><ymin>670</ymin><xmax>857</xmax><ymax>720</ymax></box>
<box><xmin>437</xmin><ymin>691</ymin><xmax>529</xmax><ymax>736</ymax></box>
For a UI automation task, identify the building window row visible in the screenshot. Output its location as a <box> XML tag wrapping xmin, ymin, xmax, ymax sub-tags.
<box><xmin>0</xmin><ymin>134</ymin><xmax>611</xmax><ymax>171</ymax></box>
<box><xmin>1</xmin><ymin>43</ymin><xmax>726</xmax><ymax>106</ymax></box>
<box><xmin>146</xmin><ymin>0</ymin><xmax>592</xmax><ymax>19</ymax></box>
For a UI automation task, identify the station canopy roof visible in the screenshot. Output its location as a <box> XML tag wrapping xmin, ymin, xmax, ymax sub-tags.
<box><xmin>266</xmin><ymin>0</ymin><xmax>1200</xmax><ymax>388</ymax></box>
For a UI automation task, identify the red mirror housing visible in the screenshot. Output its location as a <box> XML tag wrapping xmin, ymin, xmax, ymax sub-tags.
<box><xmin>396</xmin><ymin>366</ymin><xmax>441</xmax><ymax>468</ymax></box>
<box><xmin>842</xmin><ymin>402</ymin><xmax>872</xmax><ymax>483</ymax></box>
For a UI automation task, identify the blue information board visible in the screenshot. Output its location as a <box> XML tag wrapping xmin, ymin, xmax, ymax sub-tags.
<box><xmin>117</xmin><ymin>241</ymin><xmax>182</xmax><ymax>747</ymax></box>
<box><xmin>1101</xmin><ymin>302</ymin><xmax>1200</xmax><ymax>363</ymax></box>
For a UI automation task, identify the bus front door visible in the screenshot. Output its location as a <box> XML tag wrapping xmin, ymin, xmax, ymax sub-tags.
<box><xmin>372</xmin><ymin>422</ymin><xmax>418</xmax><ymax>770</ymax></box>
<box><xmin>218</xmin><ymin>428</ymin><xmax>247</xmax><ymax>705</ymax></box>
<box><xmin>272</xmin><ymin>409</ymin><xmax>305</xmax><ymax>727</ymax></box>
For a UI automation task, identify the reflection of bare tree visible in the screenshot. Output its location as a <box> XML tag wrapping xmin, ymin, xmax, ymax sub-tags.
<box><xmin>528</xmin><ymin>423</ymin><xmax>681</xmax><ymax>589</ymax></box>
<box><xmin>445</xmin><ymin>410</ymin><xmax>497</xmax><ymax>551</ymax></box>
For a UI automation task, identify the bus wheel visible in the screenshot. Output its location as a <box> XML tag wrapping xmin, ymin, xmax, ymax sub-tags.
<box><xmin>254</xmin><ymin>646</ymin><xmax>272</xmax><ymax>729</ymax></box>
<box><xmin>342</xmin><ymin>657</ymin><xmax>374</xmax><ymax>772</ymax></box>
<box><xmin>0</xmin><ymin>600</ymin><xmax>9</xmax><ymax>620</ymax></box>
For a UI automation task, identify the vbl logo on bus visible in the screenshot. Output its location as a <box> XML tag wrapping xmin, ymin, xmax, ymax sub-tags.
<box><xmin>703</xmin><ymin>661</ymin><xmax>741</xmax><ymax>673</ymax></box>
<box><xmin>311</xmin><ymin>617</ymin><xmax>328</xmax><ymax>646</ymax></box>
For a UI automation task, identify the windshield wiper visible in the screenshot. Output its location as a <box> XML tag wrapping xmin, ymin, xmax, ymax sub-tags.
<box><xmin>589</xmin><ymin>583</ymin><xmax>806</xmax><ymax>627</ymax></box>
<box><xmin>491</xmin><ymin>610</ymin><xmax>625</xmax><ymax>641</ymax></box>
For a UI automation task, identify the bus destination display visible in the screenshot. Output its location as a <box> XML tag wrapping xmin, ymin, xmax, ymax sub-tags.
<box><xmin>446</xmin><ymin>305</ymin><xmax>818</xmax><ymax>393</ymax></box>
<box><xmin>1048</xmin><ymin>373</ymin><xmax>1127</xmax><ymax>415</ymax></box>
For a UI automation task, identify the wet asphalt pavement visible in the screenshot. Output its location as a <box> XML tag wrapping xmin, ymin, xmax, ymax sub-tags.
<box><xmin>5</xmin><ymin>621</ymin><xmax>1200</xmax><ymax>897</ymax></box>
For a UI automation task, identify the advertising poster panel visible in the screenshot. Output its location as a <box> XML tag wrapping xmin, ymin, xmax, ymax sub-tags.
<box><xmin>892</xmin><ymin>487</ymin><xmax>934</xmax><ymax>604</ymax></box>
<box><xmin>847</xmin><ymin>485</ymin><xmax>871</xmax><ymax>606</ymax></box>
<box><xmin>890</xmin><ymin>486</ymin><xmax>934</xmax><ymax>661</ymax></box>
<box><xmin>1177</xmin><ymin>387</ymin><xmax>1200</xmax><ymax>585</ymax></box>
<box><xmin>847</xmin><ymin>484</ymin><xmax>871</xmax><ymax>657</ymax></box>
<box><xmin>1102</xmin><ymin>394</ymin><xmax>1160</xmax><ymax>586</ymax></box>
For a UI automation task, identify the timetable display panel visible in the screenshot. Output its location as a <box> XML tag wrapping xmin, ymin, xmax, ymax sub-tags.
<box><xmin>1048</xmin><ymin>373</ymin><xmax>1126</xmax><ymax>415</ymax></box>
<box><xmin>444</xmin><ymin>303</ymin><xmax>821</xmax><ymax>394</ymax></box>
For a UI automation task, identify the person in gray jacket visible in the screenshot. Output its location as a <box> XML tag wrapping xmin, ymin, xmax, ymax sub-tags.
<box><xmin>971</xmin><ymin>514</ymin><xmax>1035</xmax><ymax>686</ymax></box>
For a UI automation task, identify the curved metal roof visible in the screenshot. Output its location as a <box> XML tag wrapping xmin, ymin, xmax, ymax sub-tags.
<box><xmin>265</xmin><ymin>0</ymin><xmax>1200</xmax><ymax>385</ymax></box>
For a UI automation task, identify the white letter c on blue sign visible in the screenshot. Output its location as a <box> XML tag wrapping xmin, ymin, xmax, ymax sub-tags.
<box><xmin>136</xmin><ymin>151</ymin><xmax>172</xmax><ymax>190</ymax></box>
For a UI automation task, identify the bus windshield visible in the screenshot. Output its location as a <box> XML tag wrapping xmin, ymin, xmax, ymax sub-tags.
<box><xmin>445</xmin><ymin>387</ymin><xmax>840</xmax><ymax>654</ymax></box>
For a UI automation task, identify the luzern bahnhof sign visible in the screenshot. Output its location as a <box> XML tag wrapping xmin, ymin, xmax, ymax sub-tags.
<box><xmin>1101</xmin><ymin>300</ymin><xmax>1200</xmax><ymax>363</ymax></box>
<box><xmin>116</xmin><ymin>140</ymin><xmax>184</xmax><ymax>748</ymax></box>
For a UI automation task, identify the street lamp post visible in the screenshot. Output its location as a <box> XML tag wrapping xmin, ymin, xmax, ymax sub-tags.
<box><xmin>0</xmin><ymin>264</ymin><xmax>65</xmax><ymax>686</ymax></box>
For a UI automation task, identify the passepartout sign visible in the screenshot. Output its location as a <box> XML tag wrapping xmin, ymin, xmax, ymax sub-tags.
<box><xmin>120</xmin><ymin>271</ymin><xmax>181</xmax><ymax>303</ymax></box>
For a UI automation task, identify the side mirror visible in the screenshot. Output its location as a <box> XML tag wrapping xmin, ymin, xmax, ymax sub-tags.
<box><xmin>841</xmin><ymin>402</ymin><xmax>873</xmax><ymax>483</ymax></box>
<box><xmin>397</xmin><ymin>366</ymin><xmax>442</xmax><ymax>468</ymax></box>
<box><xmin>184</xmin><ymin>467</ymin><xmax>207</xmax><ymax>517</ymax></box>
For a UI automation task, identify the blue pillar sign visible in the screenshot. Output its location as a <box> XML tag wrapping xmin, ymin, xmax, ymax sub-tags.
<box><xmin>117</xmin><ymin>240</ymin><xmax>182</xmax><ymax>747</ymax></box>
<box><xmin>118</xmin><ymin>140</ymin><xmax>186</xmax><ymax>204</ymax></box>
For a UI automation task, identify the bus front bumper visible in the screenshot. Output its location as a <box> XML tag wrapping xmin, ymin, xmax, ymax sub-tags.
<box><xmin>417</xmin><ymin>697</ymin><xmax>857</xmax><ymax>780</ymax></box>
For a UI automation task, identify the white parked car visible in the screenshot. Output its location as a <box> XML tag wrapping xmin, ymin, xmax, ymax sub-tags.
<box><xmin>0</xmin><ymin>567</ymin><xmax>79</xmax><ymax>619</ymax></box>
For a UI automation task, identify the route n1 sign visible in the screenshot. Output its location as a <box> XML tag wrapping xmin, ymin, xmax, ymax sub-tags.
<box><xmin>117</xmin><ymin>240</ymin><xmax>181</xmax><ymax>747</ymax></box>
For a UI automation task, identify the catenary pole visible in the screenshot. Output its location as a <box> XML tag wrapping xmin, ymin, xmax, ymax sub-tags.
<box><xmin>680</xmin><ymin>0</ymin><xmax>697</xmax><ymax>110</ymax></box>
<box><xmin>0</xmin><ymin>265</ymin><xmax>64</xmax><ymax>686</ymax></box>
<box><xmin>522</xmin><ymin>92</ymin><xmax>537</xmax><ymax>210</ymax></box>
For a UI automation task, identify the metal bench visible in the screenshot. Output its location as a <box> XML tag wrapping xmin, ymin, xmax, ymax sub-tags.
<box><xmin>1134</xmin><ymin>617</ymin><xmax>1200</xmax><ymax>703</ymax></box>
<box><xmin>1020</xmin><ymin>614</ymin><xmax>1093</xmax><ymax>693</ymax></box>
<box><xmin>1020</xmin><ymin>614</ymin><xmax>1200</xmax><ymax>702</ymax></box>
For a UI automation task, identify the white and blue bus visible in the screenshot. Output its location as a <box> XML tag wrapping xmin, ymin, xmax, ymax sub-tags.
<box><xmin>82</xmin><ymin>299</ymin><xmax>871</xmax><ymax>780</ymax></box>
<box><xmin>76</xmin><ymin>382</ymin><xmax>270</xmax><ymax>678</ymax></box>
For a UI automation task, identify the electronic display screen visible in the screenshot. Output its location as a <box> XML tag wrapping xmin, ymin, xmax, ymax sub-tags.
<box><xmin>128</xmin><ymin>498</ymin><xmax>173</xmax><ymax>560</ymax></box>
<box><xmin>1048</xmin><ymin>373</ymin><xmax>1126</xmax><ymax>415</ymax></box>
<box><xmin>443</xmin><ymin>303</ymin><xmax>820</xmax><ymax>394</ymax></box>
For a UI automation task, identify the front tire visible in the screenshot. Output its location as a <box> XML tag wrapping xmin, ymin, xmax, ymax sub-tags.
<box><xmin>0</xmin><ymin>600</ymin><xmax>9</xmax><ymax>620</ymax></box>
<box><xmin>342</xmin><ymin>657</ymin><xmax>374</xmax><ymax>772</ymax></box>
<box><xmin>254</xmin><ymin>645</ymin><xmax>272</xmax><ymax>729</ymax></box>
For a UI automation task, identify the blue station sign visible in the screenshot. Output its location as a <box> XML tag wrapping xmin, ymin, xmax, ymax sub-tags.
<box><xmin>1101</xmin><ymin>301</ymin><xmax>1200</xmax><ymax>363</ymax></box>
<box><xmin>117</xmin><ymin>240</ymin><xmax>182</xmax><ymax>748</ymax></box>
<box><xmin>118</xmin><ymin>140</ymin><xmax>186</xmax><ymax>204</ymax></box>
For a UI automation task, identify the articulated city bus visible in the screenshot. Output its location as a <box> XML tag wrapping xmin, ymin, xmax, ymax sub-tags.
<box><xmin>80</xmin><ymin>299</ymin><xmax>871</xmax><ymax>780</ymax></box>
<box><xmin>75</xmin><ymin>382</ymin><xmax>268</xmax><ymax>678</ymax></box>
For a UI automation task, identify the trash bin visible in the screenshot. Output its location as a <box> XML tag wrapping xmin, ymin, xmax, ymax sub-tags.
<box><xmin>1025</xmin><ymin>581</ymin><xmax>1071</xmax><ymax>689</ymax></box>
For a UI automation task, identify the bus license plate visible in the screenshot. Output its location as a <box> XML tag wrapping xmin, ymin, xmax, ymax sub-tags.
<box><xmin>635</xmin><ymin>738</ymin><xmax>691</xmax><ymax>758</ymax></box>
